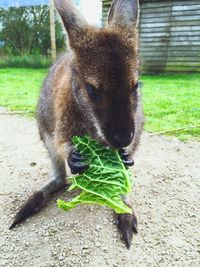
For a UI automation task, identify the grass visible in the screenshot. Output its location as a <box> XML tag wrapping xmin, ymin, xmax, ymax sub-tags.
<box><xmin>0</xmin><ymin>68</ymin><xmax>199</xmax><ymax>140</ymax></box>
<box><xmin>141</xmin><ymin>74</ymin><xmax>200</xmax><ymax>140</ymax></box>
<box><xmin>0</xmin><ymin>68</ymin><xmax>47</xmax><ymax>114</ymax></box>
<box><xmin>0</xmin><ymin>55</ymin><xmax>51</xmax><ymax>68</ymax></box>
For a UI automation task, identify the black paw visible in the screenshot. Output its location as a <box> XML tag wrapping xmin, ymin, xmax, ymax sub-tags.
<box><xmin>119</xmin><ymin>148</ymin><xmax>134</xmax><ymax>167</ymax></box>
<box><xmin>68</xmin><ymin>148</ymin><xmax>89</xmax><ymax>174</ymax></box>
<box><xmin>116</xmin><ymin>212</ymin><xmax>138</xmax><ymax>249</ymax></box>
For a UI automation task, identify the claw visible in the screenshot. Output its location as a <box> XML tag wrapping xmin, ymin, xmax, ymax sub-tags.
<box><xmin>123</xmin><ymin>159</ymin><xmax>134</xmax><ymax>167</ymax></box>
<box><xmin>68</xmin><ymin>148</ymin><xmax>89</xmax><ymax>174</ymax></box>
<box><xmin>119</xmin><ymin>149</ymin><xmax>134</xmax><ymax>168</ymax></box>
<box><xmin>70</xmin><ymin>152</ymin><xmax>85</xmax><ymax>161</ymax></box>
<box><xmin>117</xmin><ymin>212</ymin><xmax>138</xmax><ymax>249</ymax></box>
<box><xmin>70</xmin><ymin>162</ymin><xmax>89</xmax><ymax>174</ymax></box>
<box><xmin>73</xmin><ymin>150</ymin><xmax>83</xmax><ymax>156</ymax></box>
<box><xmin>119</xmin><ymin>149</ymin><xmax>130</xmax><ymax>157</ymax></box>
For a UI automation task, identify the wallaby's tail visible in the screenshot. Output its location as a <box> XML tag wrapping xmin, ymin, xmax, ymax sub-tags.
<box><xmin>9</xmin><ymin>191</ymin><xmax>45</xmax><ymax>229</ymax></box>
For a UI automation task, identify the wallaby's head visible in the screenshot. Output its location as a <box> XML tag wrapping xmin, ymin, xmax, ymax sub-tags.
<box><xmin>55</xmin><ymin>0</ymin><xmax>140</xmax><ymax>149</ymax></box>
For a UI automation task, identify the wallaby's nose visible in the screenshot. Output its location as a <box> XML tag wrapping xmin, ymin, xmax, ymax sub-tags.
<box><xmin>112</xmin><ymin>131</ymin><xmax>134</xmax><ymax>149</ymax></box>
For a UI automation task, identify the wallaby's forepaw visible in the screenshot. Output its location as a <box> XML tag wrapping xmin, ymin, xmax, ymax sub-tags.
<box><xmin>119</xmin><ymin>148</ymin><xmax>134</xmax><ymax>167</ymax></box>
<box><xmin>9</xmin><ymin>191</ymin><xmax>45</xmax><ymax>230</ymax></box>
<box><xmin>116</xmin><ymin>212</ymin><xmax>138</xmax><ymax>249</ymax></box>
<box><xmin>68</xmin><ymin>148</ymin><xmax>89</xmax><ymax>174</ymax></box>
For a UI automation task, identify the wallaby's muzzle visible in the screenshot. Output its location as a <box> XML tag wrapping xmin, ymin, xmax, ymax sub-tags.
<box><xmin>112</xmin><ymin>131</ymin><xmax>134</xmax><ymax>149</ymax></box>
<box><xmin>104</xmin><ymin>120</ymin><xmax>135</xmax><ymax>149</ymax></box>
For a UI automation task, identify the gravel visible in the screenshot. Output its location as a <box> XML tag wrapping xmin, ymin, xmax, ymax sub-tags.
<box><xmin>0</xmin><ymin>112</ymin><xmax>200</xmax><ymax>267</ymax></box>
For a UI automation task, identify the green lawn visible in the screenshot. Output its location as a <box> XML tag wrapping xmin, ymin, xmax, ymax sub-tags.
<box><xmin>0</xmin><ymin>68</ymin><xmax>47</xmax><ymax>114</ymax></box>
<box><xmin>0</xmin><ymin>68</ymin><xmax>199</xmax><ymax>140</ymax></box>
<box><xmin>142</xmin><ymin>74</ymin><xmax>200</xmax><ymax>140</ymax></box>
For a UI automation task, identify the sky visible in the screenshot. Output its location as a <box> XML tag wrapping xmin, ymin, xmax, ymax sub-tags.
<box><xmin>0</xmin><ymin>0</ymin><xmax>49</xmax><ymax>7</ymax></box>
<box><xmin>0</xmin><ymin>0</ymin><xmax>102</xmax><ymax>26</ymax></box>
<box><xmin>78</xmin><ymin>0</ymin><xmax>102</xmax><ymax>27</ymax></box>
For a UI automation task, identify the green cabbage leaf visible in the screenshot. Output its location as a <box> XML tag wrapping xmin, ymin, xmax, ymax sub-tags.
<box><xmin>57</xmin><ymin>136</ymin><xmax>133</xmax><ymax>214</ymax></box>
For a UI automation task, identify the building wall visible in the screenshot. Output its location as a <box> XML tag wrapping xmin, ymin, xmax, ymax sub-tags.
<box><xmin>102</xmin><ymin>0</ymin><xmax>200</xmax><ymax>73</ymax></box>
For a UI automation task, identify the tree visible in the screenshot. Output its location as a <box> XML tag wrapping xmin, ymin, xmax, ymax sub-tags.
<box><xmin>0</xmin><ymin>5</ymin><xmax>65</xmax><ymax>56</ymax></box>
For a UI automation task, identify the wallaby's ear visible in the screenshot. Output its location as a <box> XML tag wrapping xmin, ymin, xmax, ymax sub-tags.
<box><xmin>108</xmin><ymin>0</ymin><xmax>139</xmax><ymax>31</ymax></box>
<box><xmin>55</xmin><ymin>0</ymin><xmax>88</xmax><ymax>47</ymax></box>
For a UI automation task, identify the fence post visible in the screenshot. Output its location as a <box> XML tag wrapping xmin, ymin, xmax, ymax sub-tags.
<box><xmin>49</xmin><ymin>0</ymin><xmax>56</xmax><ymax>61</ymax></box>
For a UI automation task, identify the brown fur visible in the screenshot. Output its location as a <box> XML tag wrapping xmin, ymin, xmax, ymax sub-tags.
<box><xmin>11</xmin><ymin>0</ymin><xmax>144</xmax><ymax>248</ymax></box>
<box><xmin>37</xmin><ymin>26</ymin><xmax>142</xmax><ymax>156</ymax></box>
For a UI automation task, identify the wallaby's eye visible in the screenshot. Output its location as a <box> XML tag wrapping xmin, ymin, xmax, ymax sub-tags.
<box><xmin>86</xmin><ymin>84</ymin><xmax>102</xmax><ymax>102</ymax></box>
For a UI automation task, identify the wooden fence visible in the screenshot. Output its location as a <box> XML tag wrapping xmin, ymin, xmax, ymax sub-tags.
<box><xmin>102</xmin><ymin>0</ymin><xmax>200</xmax><ymax>73</ymax></box>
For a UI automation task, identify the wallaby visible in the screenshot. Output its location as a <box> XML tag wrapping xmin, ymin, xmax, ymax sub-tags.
<box><xmin>10</xmin><ymin>0</ymin><xmax>144</xmax><ymax>248</ymax></box>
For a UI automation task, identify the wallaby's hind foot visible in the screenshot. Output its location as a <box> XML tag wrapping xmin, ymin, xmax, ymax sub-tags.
<box><xmin>116</xmin><ymin>210</ymin><xmax>138</xmax><ymax>249</ymax></box>
<box><xmin>9</xmin><ymin>191</ymin><xmax>45</xmax><ymax>230</ymax></box>
<box><xmin>10</xmin><ymin>156</ymin><xmax>67</xmax><ymax>230</ymax></box>
<box><xmin>9</xmin><ymin>178</ymin><xmax>67</xmax><ymax>230</ymax></box>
